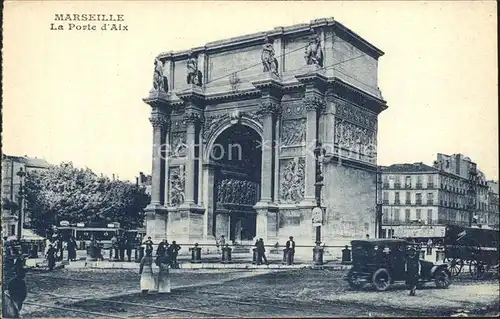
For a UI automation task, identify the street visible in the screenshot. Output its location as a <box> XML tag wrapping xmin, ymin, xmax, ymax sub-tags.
<box><xmin>22</xmin><ymin>267</ymin><xmax>500</xmax><ymax>318</ymax></box>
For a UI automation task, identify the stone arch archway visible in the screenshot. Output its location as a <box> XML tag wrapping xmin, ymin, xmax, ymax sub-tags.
<box><xmin>205</xmin><ymin>123</ymin><xmax>262</xmax><ymax>243</ymax></box>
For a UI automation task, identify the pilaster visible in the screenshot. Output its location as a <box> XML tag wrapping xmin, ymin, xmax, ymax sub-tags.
<box><xmin>252</xmin><ymin>74</ymin><xmax>283</xmax><ymax>242</ymax></box>
<box><xmin>295</xmin><ymin>71</ymin><xmax>328</xmax><ymax>206</ymax></box>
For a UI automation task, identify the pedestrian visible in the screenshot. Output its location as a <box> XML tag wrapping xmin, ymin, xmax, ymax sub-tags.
<box><xmin>256</xmin><ymin>238</ymin><xmax>268</xmax><ymax>265</ymax></box>
<box><xmin>126</xmin><ymin>237</ymin><xmax>133</xmax><ymax>262</ymax></box>
<box><xmin>119</xmin><ymin>234</ymin><xmax>126</xmax><ymax>261</ymax></box>
<box><xmin>46</xmin><ymin>244</ymin><xmax>57</xmax><ymax>271</ymax></box>
<box><xmin>7</xmin><ymin>258</ymin><xmax>27</xmax><ymax>316</ymax></box>
<box><xmin>56</xmin><ymin>237</ymin><xmax>64</xmax><ymax>261</ymax></box>
<box><xmin>167</xmin><ymin>241</ymin><xmax>181</xmax><ymax>268</ymax></box>
<box><xmin>67</xmin><ymin>236</ymin><xmax>77</xmax><ymax>261</ymax></box>
<box><xmin>285</xmin><ymin>236</ymin><xmax>295</xmax><ymax>265</ymax></box>
<box><xmin>155</xmin><ymin>254</ymin><xmax>171</xmax><ymax>294</ymax></box>
<box><xmin>156</xmin><ymin>239</ymin><xmax>167</xmax><ymax>258</ymax></box>
<box><xmin>217</xmin><ymin>235</ymin><xmax>225</xmax><ymax>254</ymax></box>
<box><xmin>427</xmin><ymin>238</ymin><xmax>433</xmax><ymax>255</ymax></box>
<box><xmin>139</xmin><ymin>248</ymin><xmax>156</xmax><ymax>295</ymax></box>
<box><xmin>143</xmin><ymin>236</ymin><xmax>154</xmax><ymax>252</ymax></box>
<box><xmin>405</xmin><ymin>245</ymin><xmax>421</xmax><ymax>296</ymax></box>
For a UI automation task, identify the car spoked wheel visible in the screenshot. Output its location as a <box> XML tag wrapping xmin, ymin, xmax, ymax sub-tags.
<box><xmin>446</xmin><ymin>258</ymin><xmax>463</xmax><ymax>277</ymax></box>
<box><xmin>469</xmin><ymin>260</ymin><xmax>486</xmax><ymax>280</ymax></box>
<box><xmin>371</xmin><ymin>268</ymin><xmax>391</xmax><ymax>292</ymax></box>
<box><xmin>434</xmin><ymin>268</ymin><xmax>451</xmax><ymax>288</ymax></box>
<box><xmin>347</xmin><ymin>270</ymin><xmax>365</xmax><ymax>290</ymax></box>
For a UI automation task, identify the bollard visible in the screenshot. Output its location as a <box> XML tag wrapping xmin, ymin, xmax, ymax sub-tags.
<box><xmin>436</xmin><ymin>249</ymin><xmax>445</xmax><ymax>263</ymax></box>
<box><xmin>313</xmin><ymin>245</ymin><xmax>324</xmax><ymax>266</ymax></box>
<box><xmin>252</xmin><ymin>247</ymin><xmax>258</xmax><ymax>264</ymax></box>
<box><xmin>282</xmin><ymin>248</ymin><xmax>288</xmax><ymax>265</ymax></box>
<box><xmin>221</xmin><ymin>245</ymin><xmax>232</xmax><ymax>264</ymax></box>
<box><xmin>341</xmin><ymin>247</ymin><xmax>352</xmax><ymax>264</ymax></box>
<box><xmin>190</xmin><ymin>243</ymin><xmax>202</xmax><ymax>264</ymax></box>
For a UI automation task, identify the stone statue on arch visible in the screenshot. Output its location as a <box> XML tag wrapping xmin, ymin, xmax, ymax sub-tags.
<box><xmin>186</xmin><ymin>53</ymin><xmax>203</xmax><ymax>86</ymax></box>
<box><xmin>304</xmin><ymin>28</ymin><xmax>324</xmax><ymax>67</ymax></box>
<box><xmin>152</xmin><ymin>58</ymin><xmax>169</xmax><ymax>93</ymax></box>
<box><xmin>261</xmin><ymin>36</ymin><xmax>279</xmax><ymax>76</ymax></box>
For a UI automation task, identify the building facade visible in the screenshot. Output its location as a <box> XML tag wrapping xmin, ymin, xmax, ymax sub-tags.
<box><xmin>378</xmin><ymin>153</ymin><xmax>492</xmax><ymax>239</ymax></box>
<box><xmin>1</xmin><ymin>155</ymin><xmax>52</xmax><ymax>237</ymax></box>
<box><xmin>136</xmin><ymin>172</ymin><xmax>152</xmax><ymax>196</ymax></box>
<box><xmin>487</xmin><ymin>180</ymin><xmax>499</xmax><ymax>228</ymax></box>
<box><xmin>142</xmin><ymin>18</ymin><xmax>388</xmax><ymax>252</ymax></box>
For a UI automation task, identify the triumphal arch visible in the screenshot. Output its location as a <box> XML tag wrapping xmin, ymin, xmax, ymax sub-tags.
<box><xmin>143</xmin><ymin>18</ymin><xmax>388</xmax><ymax>253</ymax></box>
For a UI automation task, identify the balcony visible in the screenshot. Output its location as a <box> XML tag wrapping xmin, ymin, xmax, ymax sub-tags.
<box><xmin>427</xmin><ymin>200</ymin><xmax>434</xmax><ymax>205</ymax></box>
<box><xmin>394</xmin><ymin>200</ymin><xmax>401</xmax><ymax>205</ymax></box>
<box><xmin>427</xmin><ymin>183</ymin><xmax>434</xmax><ymax>188</ymax></box>
<box><xmin>405</xmin><ymin>200</ymin><xmax>411</xmax><ymax>205</ymax></box>
<box><xmin>383</xmin><ymin>183</ymin><xmax>390</xmax><ymax>189</ymax></box>
<box><xmin>405</xmin><ymin>184</ymin><xmax>412</xmax><ymax>189</ymax></box>
<box><xmin>416</xmin><ymin>183</ymin><xmax>423</xmax><ymax>189</ymax></box>
<box><xmin>383</xmin><ymin>200</ymin><xmax>389</xmax><ymax>204</ymax></box>
<box><xmin>416</xmin><ymin>200</ymin><xmax>422</xmax><ymax>205</ymax></box>
<box><xmin>394</xmin><ymin>183</ymin><xmax>401</xmax><ymax>188</ymax></box>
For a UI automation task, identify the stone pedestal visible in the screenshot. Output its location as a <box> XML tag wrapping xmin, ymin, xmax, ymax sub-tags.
<box><xmin>254</xmin><ymin>203</ymin><xmax>278</xmax><ymax>243</ymax></box>
<box><xmin>166</xmin><ymin>205</ymin><xmax>205</xmax><ymax>244</ymax></box>
<box><xmin>144</xmin><ymin>204</ymin><xmax>167</xmax><ymax>242</ymax></box>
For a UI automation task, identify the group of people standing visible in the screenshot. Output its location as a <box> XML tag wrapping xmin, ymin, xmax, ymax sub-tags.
<box><xmin>44</xmin><ymin>234</ymin><xmax>78</xmax><ymax>271</ymax></box>
<box><xmin>110</xmin><ymin>234</ymin><xmax>135</xmax><ymax>262</ymax></box>
<box><xmin>254</xmin><ymin>236</ymin><xmax>296</xmax><ymax>265</ymax></box>
<box><xmin>138</xmin><ymin>237</ymin><xmax>181</xmax><ymax>294</ymax></box>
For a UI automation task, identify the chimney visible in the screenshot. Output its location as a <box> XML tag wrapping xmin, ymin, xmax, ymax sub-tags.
<box><xmin>112</xmin><ymin>174</ymin><xmax>115</xmax><ymax>181</ymax></box>
<box><xmin>136</xmin><ymin>177</ymin><xmax>139</xmax><ymax>186</ymax></box>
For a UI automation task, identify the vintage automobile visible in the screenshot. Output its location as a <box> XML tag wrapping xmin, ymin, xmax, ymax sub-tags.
<box><xmin>346</xmin><ymin>238</ymin><xmax>451</xmax><ymax>291</ymax></box>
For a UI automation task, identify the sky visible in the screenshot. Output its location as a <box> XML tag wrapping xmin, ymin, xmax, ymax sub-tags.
<box><xmin>2</xmin><ymin>1</ymin><xmax>498</xmax><ymax>181</ymax></box>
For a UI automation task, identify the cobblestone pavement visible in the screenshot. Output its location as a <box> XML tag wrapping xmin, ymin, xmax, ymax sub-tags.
<box><xmin>22</xmin><ymin>268</ymin><xmax>500</xmax><ymax>318</ymax></box>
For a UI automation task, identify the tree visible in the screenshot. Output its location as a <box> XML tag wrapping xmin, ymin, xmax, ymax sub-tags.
<box><xmin>24</xmin><ymin>162</ymin><xmax>150</xmax><ymax>236</ymax></box>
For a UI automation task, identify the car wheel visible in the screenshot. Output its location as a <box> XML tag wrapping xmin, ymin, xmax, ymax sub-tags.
<box><xmin>434</xmin><ymin>268</ymin><xmax>451</xmax><ymax>288</ymax></box>
<box><xmin>371</xmin><ymin>268</ymin><xmax>391</xmax><ymax>292</ymax></box>
<box><xmin>347</xmin><ymin>270</ymin><xmax>365</xmax><ymax>290</ymax></box>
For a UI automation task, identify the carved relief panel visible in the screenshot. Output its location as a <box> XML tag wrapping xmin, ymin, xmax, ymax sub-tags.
<box><xmin>216</xmin><ymin>178</ymin><xmax>258</xmax><ymax>205</ymax></box>
<box><xmin>281</xmin><ymin>118</ymin><xmax>306</xmax><ymax>146</ymax></box>
<box><xmin>169</xmin><ymin>166</ymin><xmax>185</xmax><ymax>206</ymax></box>
<box><xmin>202</xmin><ymin>113</ymin><xmax>229</xmax><ymax>143</ymax></box>
<box><xmin>279</xmin><ymin>157</ymin><xmax>305</xmax><ymax>204</ymax></box>
<box><xmin>334</xmin><ymin>102</ymin><xmax>378</xmax><ymax>163</ymax></box>
<box><xmin>170</xmin><ymin>132</ymin><xmax>187</xmax><ymax>157</ymax></box>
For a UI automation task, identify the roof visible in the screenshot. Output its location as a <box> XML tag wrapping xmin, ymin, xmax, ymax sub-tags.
<box><xmin>380</xmin><ymin>163</ymin><xmax>438</xmax><ymax>173</ymax></box>
<box><xmin>158</xmin><ymin>17</ymin><xmax>384</xmax><ymax>60</ymax></box>
<box><xmin>2</xmin><ymin>154</ymin><xmax>52</xmax><ymax>169</ymax></box>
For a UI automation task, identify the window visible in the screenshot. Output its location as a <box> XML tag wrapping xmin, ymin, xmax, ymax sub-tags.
<box><xmin>394</xmin><ymin>176</ymin><xmax>401</xmax><ymax>188</ymax></box>
<box><xmin>416</xmin><ymin>175</ymin><xmax>423</xmax><ymax>188</ymax></box>
<box><xmin>427</xmin><ymin>209</ymin><xmax>433</xmax><ymax>224</ymax></box>
<box><xmin>416</xmin><ymin>193</ymin><xmax>422</xmax><ymax>205</ymax></box>
<box><xmin>405</xmin><ymin>176</ymin><xmax>412</xmax><ymax>188</ymax></box>
<box><xmin>416</xmin><ymin>209</ymin><xmax>422</xmax><ymax>220</ymax></box>
<box><xmin>427</xmin><ymin>175</ymin><xmax>435</xmax><ymax>188</ymax></box>
<box><xmin>383</xmin><ymin>208</ymin><xmax>389</xmax><ymax>223</ymax></box>
<box><xmin>427</xmin><ymin>193</ymin><xmax>434</xmax><ymax>205</ymax></box>
<box><xmin>381</xmin><ymin>229</ymin><xmax>387</xmax><ymax>238</ymax></box>
<box><xmin>405</xmin><ymin>209</ymin><xmax>411</xmax><ymax>222</ymax></box>
<box><xmin>383</xmin><ymin>192</ymin><xmax>389</xmax><ymax>204</ymax></box>
<box><xmin>9</xmin><ymin>225</ymin><xmax>16</xmax><ymax>236</ymax></box>
<box><xmin>405</xmin><ymin>191</ymin><xmax>411</xmax><ymax>204</ymax></box>
<box><xmin>388</xmin><ymin>229</ymin><xmax>395</xmax><ymax>238</ymax></box>
<box><xmin>395</xmin><ymin>192</ymin><xmax>400</xmax><ymax>204</ymax></box>
<box><xmin>383</xmin><ymin>176</ymin><xmax>389</xmax><ymax>188</ymax></box>
<box><xmin>394</xmin><ymin>209</ymin><xmax>401</xmax><ymax>223</ymax></box>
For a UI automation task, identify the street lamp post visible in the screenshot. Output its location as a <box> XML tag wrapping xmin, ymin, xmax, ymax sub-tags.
<box><xmin>312</xmin><ymin>140</ymin><xmax>326</xmax><ymax>266</ymax></box>
<box><xmin>376</xmin><ymin>167</ymin><xmax>383</xmax><ymax>238</ymax></box>
<box><xmin>16</xmin><ymin>167</ymin><xmax>27</xmax><ymax>241</ymax></box>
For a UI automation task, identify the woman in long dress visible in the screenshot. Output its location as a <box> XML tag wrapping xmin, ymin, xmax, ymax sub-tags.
<box><xmin>139</xmin><ymin>249</ymin><xmax>156</xmax><ymax>294</ymax></box>
<box><xmin>156</xmin><ymin>255</ymin><xmax>171</xmax><ymax>294</ymax></box>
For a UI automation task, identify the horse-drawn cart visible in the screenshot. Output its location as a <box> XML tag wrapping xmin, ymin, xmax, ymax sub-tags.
<box><xmin>444</xmin><ymin>225</ymin><xmax>499</xmax><ymax>280</ymax></box>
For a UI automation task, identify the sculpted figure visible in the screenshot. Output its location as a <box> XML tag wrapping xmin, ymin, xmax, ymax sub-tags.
<box><xmin>261</xmin><ymin>36</ymin><xmax>279</xmax><ymax>76</ymax></box>
<box><xmin>186</xmin><ymin>53</ymin><xmax>202</xmax><ymax>86</ymax></box>
<box><xmin>304</xmin><ymin>29</ymin><xmax>323</xmax><ymax>67</ymax></box>
<box><xmin>153</xmin><ymin>58</ymin><xmax>168</xmax><ymax>93</ymax></box>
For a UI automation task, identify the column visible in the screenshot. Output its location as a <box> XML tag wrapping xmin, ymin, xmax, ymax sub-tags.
<box><xmin>260</xmin><ymin>104</ymin><xmax>275</xmax><ymax>203</ymax></box>
<box><xmin>303</xmin><ymin>99</ymin><xmax>318</xmax><ymax>203</ymax></box>
<box><xmin>164</xmin><ymin>129</ymin><xmax>170</xmax><ymax>205</ymax></box>
<box><xmin>149</xmin><ymin>107</ymin><xmax>168</xmax><ymax>206</ymax></box>
<box><xmin>183</xmin><ymin>112</ymin><xmax>199</xmax><ymax>205</ymax></box>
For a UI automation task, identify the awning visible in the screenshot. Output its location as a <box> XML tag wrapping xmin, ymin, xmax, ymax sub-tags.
<box><xmin>21</xmin><ymin>229</ymin><xmax>45</xmax><ymax>241</ymax></box>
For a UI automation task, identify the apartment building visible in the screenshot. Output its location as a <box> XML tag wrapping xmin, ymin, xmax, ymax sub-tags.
<box><xmin>378</xmin><ymin>153</ymin><xmax>491</xmax><ymax>239</ymax></box>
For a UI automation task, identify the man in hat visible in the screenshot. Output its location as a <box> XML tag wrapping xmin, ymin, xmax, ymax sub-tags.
<box><xmin>285</xmin><ymin>236</ymin><xmax>296</xmax><ymax>265</ymax></box>
<box><xmin>405</xmin><ymin>245</ymin><xmax>421</xmax><ymax>296</ymax></box>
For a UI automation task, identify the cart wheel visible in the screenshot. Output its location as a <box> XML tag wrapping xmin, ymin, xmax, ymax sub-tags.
<box><xmin>347</xmin><ymin>269</ymin><xmax>365</xmax><ymax>290</ymax></box>
<box><xmin>371</xmin><ymin>268</ymin><xmax>391</xmax><ymax>292</ymax></box>
<box><xmin>469</xmin><ymin>260</ymin><xmax>486</xmax><ymax>280</ymax></box>
<box><xmin>446</xmin><ymin>258</ymin><xmax>464</xmax><ymax>277</ymax></box>
<box><xmin>434</xmin><ymin>268</ymin><xmax>451</xmax><ymax>288</ymax></box>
